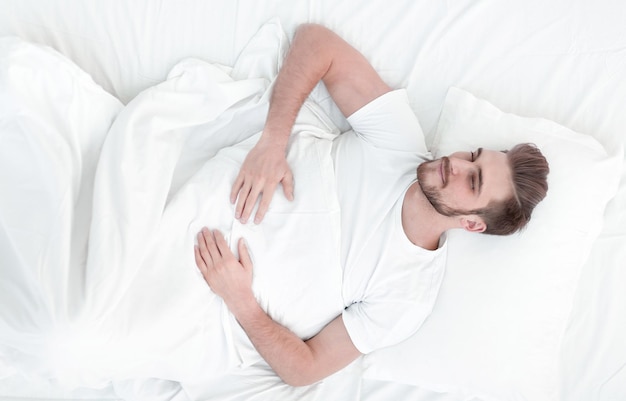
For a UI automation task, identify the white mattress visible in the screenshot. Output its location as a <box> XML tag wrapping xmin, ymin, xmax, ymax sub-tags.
<box><xmin>1</xmin><ymin>1</ymin><xmax>625</xmax><ymax>400</ymax></box>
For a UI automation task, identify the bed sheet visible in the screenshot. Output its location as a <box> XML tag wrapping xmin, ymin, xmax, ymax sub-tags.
<box><xmin>1</xmin><ymin>1</ymin><xmax>625</xmax><ymax>400</ymax></box>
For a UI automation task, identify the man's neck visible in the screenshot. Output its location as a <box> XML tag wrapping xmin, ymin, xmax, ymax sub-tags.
<box><xmin>401</xmin><ymin>181</ymin><xmax>451</xmax><ymax>251</ymax></box>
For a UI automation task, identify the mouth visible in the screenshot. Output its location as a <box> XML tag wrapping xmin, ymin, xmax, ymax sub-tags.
<box><xmin>439</xmin><ymin>157</ymin><xmax>449</xmax><ymax>186</ymax></box>
<box><xmin>439</xmin><ymin>159</ymin><xmax>445</xmax><ymax>185</ymax></box>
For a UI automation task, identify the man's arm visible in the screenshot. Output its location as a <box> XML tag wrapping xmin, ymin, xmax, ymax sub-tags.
<box><xmin>231</xmin><ymin>23</ymin><xmax>391</xmax><ymax>224</ymax></box>
<box><xmin>194</xmin><ymin>228</ymin><xmax>361</xmax><ymax>386</ymax></box>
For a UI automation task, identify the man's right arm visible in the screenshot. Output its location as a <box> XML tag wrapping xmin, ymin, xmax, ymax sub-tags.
<box><xmin>195</xmin><ymin>228</ymin><xmax>362</xmax><ymax>386</ymax></box>
<box><xmin>230</xmin><ymin>23</ymin><xmax>391</xmax><ymax>224</ymax></box>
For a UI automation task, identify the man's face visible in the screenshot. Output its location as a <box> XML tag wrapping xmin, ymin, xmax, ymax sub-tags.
<box><xmin>417</xmin><ymin>148</ymin><xmax>514</xmax><ymax>217</ymax></box>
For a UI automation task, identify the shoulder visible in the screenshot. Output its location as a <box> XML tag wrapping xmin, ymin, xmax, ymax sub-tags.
<box><xmin>346</xmin><ymin>89</ymin><xmax>428</xmax><ymax>155</ymax></box>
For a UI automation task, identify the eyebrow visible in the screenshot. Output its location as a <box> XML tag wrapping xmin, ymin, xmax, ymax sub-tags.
<box><xmin>474</xmin><ymin>148</ymin><xmax>483</xmax><ymax>196</ymax></box>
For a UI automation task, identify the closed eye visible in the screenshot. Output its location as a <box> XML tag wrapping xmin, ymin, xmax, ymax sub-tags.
<box><xmin>471</xmin><ymin>148</ymin><xmax>483</xmax><ymax>194</ymax></box>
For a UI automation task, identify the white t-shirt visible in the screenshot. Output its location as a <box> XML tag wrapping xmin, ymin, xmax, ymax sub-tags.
<box><xmin>333</xmin><ymin>89</ymin><xmax>448</xmax><ymax>354</ymax></box>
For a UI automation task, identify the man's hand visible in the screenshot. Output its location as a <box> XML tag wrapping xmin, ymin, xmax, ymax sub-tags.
<box><xmin>194</xmin><ymin>227</ymin><xmax>255</xmax><ymax>314</ymax></box>
<box><xmin>230</xmin><ymin>138</ymin><xmax>294</xmax><ymax>225</ymax></box>
<box><xmin>193</xmin><ymin>228</ymin><xmax>360</xmax><ymax>387</ymax></box>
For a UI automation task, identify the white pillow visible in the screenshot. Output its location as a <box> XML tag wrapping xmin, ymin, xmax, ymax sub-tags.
<box><xmin>362</xmin><ymin>87</ymin><xmax>623</xmax><ymax>401</ymax></box>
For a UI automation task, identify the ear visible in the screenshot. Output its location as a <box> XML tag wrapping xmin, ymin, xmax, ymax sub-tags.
<box><xmin>460</xmin><ymin>216</ymin><xmax>487</xmax><ymax>233</ymax></box>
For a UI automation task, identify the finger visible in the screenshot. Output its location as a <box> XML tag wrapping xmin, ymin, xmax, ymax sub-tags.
<box><xmin>282</xmin><ymin>169</ymin><xmax>295</xmax><ymax>201</ymax></box>
<box><xmin>194</xmin><ymin>245</ymin><xmax>207</xmax><ymax>275</ymax></box>
<box><xmin>254</xmin><ymin>183</ymin><xmax>278</xmax><ymax>224</ymax></box>
<box><xmin>238</xmin><ymin>238</ymin><xmax>253</xmax><ymax>271</ymax></box>
<box><xmin>197</xmin><ymin>231</ymin><xmax>212</xmax><ymax>266</ymax></box>
<box><xmin>213</xmin><ymin>230</ymin><xmax>231</xmax><ymax>259</ymax></box>
<box><xmin>202</xmin><ymin>227</ymin><xmax>222</xmax><ymax>260</ymax></box>
<box><xmin>240</xmin><ymin>183</ymin><xmax>262</xmax><ymax>223</ymax></box>
<box><xmin>230</xmin><ymin>173</ymin><xmax>244</xmax><ymax>204</ymax></box>
<box><xmin>235</xmin><ymin>183</ymin><xmax>253</xmax><ymax>220</ymax></box>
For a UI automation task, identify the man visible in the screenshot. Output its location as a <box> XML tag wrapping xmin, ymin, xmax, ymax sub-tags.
<box><xmin>194</xmin><ymin>23</ymin><xmax>548</xmax><ymax>386</ymax></box>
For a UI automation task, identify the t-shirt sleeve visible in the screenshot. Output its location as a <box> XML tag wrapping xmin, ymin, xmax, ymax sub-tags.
<box><xmin>342</xmin><ymin>300</ymin><xmax>422</xmax><ymax>354</ymax></box>
<box><xmin>346</xmin><ymin>89</ymin><xmax>429</xmax><ymax>155</ymax></box>
<box><xmin>342</xmin><ymin>233</ymin><xmax>449</xmax><ymax>354</ymax></box>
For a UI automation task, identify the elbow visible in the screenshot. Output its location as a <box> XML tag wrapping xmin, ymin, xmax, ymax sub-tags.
<box><xmin>281</xmin><ymin>373</ymin><xmax>319</xmax><ymax>388</ymax></box>
<box><xmin>278</xmin><ymin>356</ymin><xmax>322</xmax><ymax>387</ymax></box>
<box><xmin>293</xmin><ymin>23</ymin><xmax>332</xmax><ymax>48</ymax></box>
<box><xmin>295</xmin><ymin>23</ymin><xmax>326</xmax><ymax>37</ymax></box>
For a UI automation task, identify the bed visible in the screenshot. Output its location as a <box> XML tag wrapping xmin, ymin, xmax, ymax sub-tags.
<box><xmin>1</xmin><ymin>1</ymin><xmax>625</xmax><ymax>400</ymax></box>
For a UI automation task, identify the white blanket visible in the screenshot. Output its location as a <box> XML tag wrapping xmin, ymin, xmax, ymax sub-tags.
<box><xmin>1</xmin><ymin>21</ymin><xmax>345</xmax><ymax>388</ymax></box>
<box><xmin>0</xmin><ymin>35</ymin><xmax>123</xmax><ymax>379</ymax></box>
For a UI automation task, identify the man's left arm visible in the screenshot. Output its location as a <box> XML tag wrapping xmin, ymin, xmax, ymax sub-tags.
<box><xmin>194</xmin><ymin>228</ymin><xmax>361</xmax><ymax>386</ymax></box>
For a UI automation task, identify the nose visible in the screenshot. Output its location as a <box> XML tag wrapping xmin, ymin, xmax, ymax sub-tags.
<box><xmin>449</xmin><ymin>157</ymin><xmax>472</xmax><ymax>177</ymax></box>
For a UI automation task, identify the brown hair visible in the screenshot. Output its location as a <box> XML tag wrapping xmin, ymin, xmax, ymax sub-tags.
<box><xmin>479</xmin><ymin>143</ymin><xmax>549</xmax><ymax>235</ymax></box>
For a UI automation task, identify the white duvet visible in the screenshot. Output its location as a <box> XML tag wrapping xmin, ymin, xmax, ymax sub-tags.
<box><xmin>0</xmin><ymin>21</ymin><xmax>345</xmax><ymax>388</ymax></box>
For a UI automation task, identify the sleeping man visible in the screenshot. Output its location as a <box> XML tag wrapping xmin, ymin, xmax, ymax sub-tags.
<box><xmin>193</xmin><ymin>23</ymin><xmax>549</xmax><ymax>386</ymax></box>
<box><xmin>0</xmin><ymin>23</ymin><xmax>548</xmax><ymax>388</ymax></box>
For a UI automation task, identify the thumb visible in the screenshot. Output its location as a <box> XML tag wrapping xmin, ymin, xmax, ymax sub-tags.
<box><xmin>282</xmin><ymin>168</ymin><xmax>295</xmax><ymax>201</ymax></box>
<box><xmin>238</xmin><ymin>238</ymin><xmax>253</xmax><ymax>270</ymax></box>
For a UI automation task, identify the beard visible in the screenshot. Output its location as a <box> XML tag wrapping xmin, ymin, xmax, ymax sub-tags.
<box><xmin>417</xmin><ymin>158</ymin><xmax>465</xmax><ymax>217</ymax></box>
